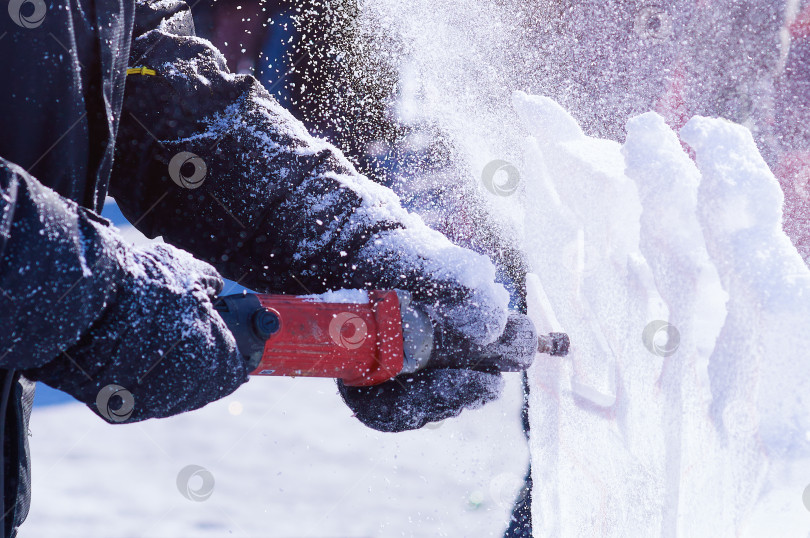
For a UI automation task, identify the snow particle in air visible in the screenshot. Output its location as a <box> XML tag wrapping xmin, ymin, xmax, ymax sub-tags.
<box><xmin>228</xmin><ymin>401</ymin><xmax>243</xmax><ymax>416</ymax></box>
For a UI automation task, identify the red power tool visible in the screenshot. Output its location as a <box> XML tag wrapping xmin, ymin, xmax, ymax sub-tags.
<box><xmin>214</xmin><ymin>290</ymin><xmax>569</xmax><ymax>387</ymax></box>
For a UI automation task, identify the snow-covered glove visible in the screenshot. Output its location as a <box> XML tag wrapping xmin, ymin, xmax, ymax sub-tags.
<box><xmin>29</xmin><ymin>242</ymin><xmax>248</xmax><ymax>423</ymax></box>
<box><xmin>339</xmin><ymin>369</ymin><xmax>503</xmax><ymax>433</ymax></box>
<box><xmin>107</xmin><ymin>3</ymin><xmax>515</xmax><ymax>429</ymax></box>
<box><xmin>338</xmin><ymin>311</ymin><xmax>536</xmax><ymax>433</ymax></box>
<box><xmin>0</xmin><ymin>161</ymin><xmax>248</xmax><ymax>422</ymax></box>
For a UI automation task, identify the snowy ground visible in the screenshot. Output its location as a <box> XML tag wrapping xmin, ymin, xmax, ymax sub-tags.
<box><xmin>26</xmin><ymin>205</ymin><xmax>529</xmax><ymax>538</ymax></box>
<box><xmin>23</xmin><ymin>204</ymin><xmax>529</xmax><ymax>537</ymax></box>
<box><xmin>27</xmin><ymin>376</ymin><xmax>527</xmax><ymax>537</ymax></box>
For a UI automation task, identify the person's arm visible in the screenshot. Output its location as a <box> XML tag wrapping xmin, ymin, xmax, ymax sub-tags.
<box><xmin>111</xmin><ymin>0</ymin><xmax>510</xmax><ymax>347</ymax></box>
<box><xmin>110</xmin><ymin>0</ymin><xmax>516</xmax><ymax>431</ymax></box>
<box><xmin>0</xmin><ymin>159</ymin><xmax>247</xmax><ymax>422</ymax></box>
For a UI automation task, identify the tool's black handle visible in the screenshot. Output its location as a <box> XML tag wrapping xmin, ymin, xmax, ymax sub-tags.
<box><xmin>214</xmin><ymin>294</ymin><xmax>279</xmax><ymax>370</ymax></box>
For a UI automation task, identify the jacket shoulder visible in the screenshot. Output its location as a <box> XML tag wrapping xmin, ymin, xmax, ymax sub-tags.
<box><xmin>134</xmin><ymin>0</ymin><xmax>195</xmax><ymax>38</ymax></box>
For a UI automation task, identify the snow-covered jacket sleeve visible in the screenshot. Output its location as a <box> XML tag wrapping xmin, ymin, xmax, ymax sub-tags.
<box><xmin>0</xmin><ymin>158</ymin><xmax>248</xmax><ymax>422</ymax></box>
<box><xmin>0</xmin><ymin>159</ymin><xmax>120</xmax><ymax>368</ymax></box>
<box><xmin>111</xmin><ymin>0</ymin><xmax>509</xmax><ymax>344</ymax></box>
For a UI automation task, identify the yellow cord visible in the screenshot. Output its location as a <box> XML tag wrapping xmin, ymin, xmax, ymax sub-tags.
<box><xmin>126</xmin><ymin>66</ymin><xmax>157</xmax><ymax>76</ymax></box>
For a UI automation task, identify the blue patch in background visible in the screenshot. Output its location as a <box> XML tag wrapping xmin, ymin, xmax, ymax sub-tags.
<box><xmin>33</xmin><ymin>383</ymin><xmax>77</xmax><ymax>407</ymax></box>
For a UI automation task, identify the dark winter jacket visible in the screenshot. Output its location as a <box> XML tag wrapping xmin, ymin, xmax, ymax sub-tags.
<box><xmin>0</xmin><ymin>0</ymin><xmax>508</xmax><ymax>535</ymax></box>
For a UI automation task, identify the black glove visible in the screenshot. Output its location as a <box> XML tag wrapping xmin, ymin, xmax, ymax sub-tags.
<box><xmin>0</xmin><ymin>162</ymin><xmax>248</xmax><ymax>423</ymax></box>
<box><xmin>25</xmin><ymin>242</ymin><xmax>249</xmax><ymax>423</ymax></box>
<box><xmin>100</xmin><ymin>15</ymin><xmax>525</xmax><ymax>429</ymax></box>
<box><xmin>339</xmin><ymin>310</ymin><xmax>536</xmax><ymax>432</ymax></box>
